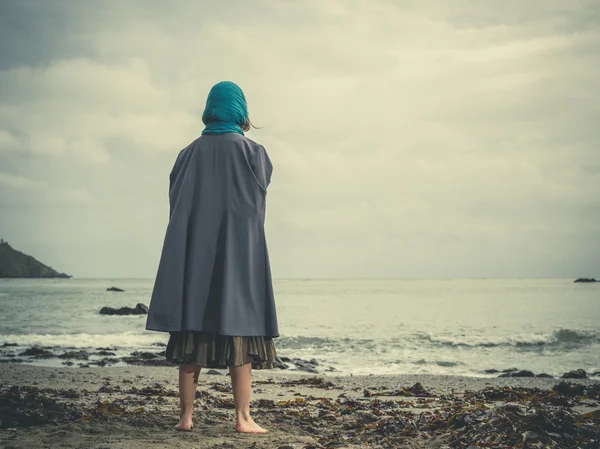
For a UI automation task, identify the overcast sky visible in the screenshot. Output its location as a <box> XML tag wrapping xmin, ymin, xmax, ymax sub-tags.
<box><xmin>0</xmin><ymin>0</ymin><xmax>598</xmax><ymax>279</ymax></box>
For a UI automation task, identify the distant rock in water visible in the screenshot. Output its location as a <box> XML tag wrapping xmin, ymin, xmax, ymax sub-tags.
<box><xmin>498</xmin><ymin>369</ymin><xmax>535</xmax><ymax>378</ymax></box>
<box><xmin>99</xmin><ymin>303</ymin><xmax>148</xmax><ymax>315</ymax></box>
<box><xmin>106</xmin><ymin>286</ymin><xmax>125</xmax><ymax>292</ymax></box>
<box><xmin>0</xmin><ymin>240</ymin><xmax>71</xmax><ymax>278</ymax></box>
<box><xmin>574</xmin><ymin>278</ymin><xmax>597</xmax><ymax>283</ymax></box>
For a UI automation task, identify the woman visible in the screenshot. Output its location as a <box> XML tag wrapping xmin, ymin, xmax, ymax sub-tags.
<box><xmin>146</xmin><ymin>81</ymin><xmax>279</xmax><ymax>434</ymax></box>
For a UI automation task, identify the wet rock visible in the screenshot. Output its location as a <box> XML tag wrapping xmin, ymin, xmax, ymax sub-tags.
<box><xmin>552</xmin><ymin>381</ymin><xmax>586</xmax><ymax>396</ymax></box>
<box><xmin>58</xmin><ymin>350</ymin><xmax>90</xmax><ymax>360</ymax></box>
<box><xmin>536</xmin><ymin>373</ymin><xmax>554</xmax><ymax>378</ymax></box>
<box><xmin>99</xmin><ymin>303</ymin><xmax>148</xmax><ymax>315</ymax></box>
<box><xmin>574</xmin><ymin>278</ymin><xmax>597</xmax><ymax>283</ymax></box>
<box><xmin>206</xmin><ymin>369</ymin><xmax>223</xmax><ymax>375</ymax></box>
<box><xmin>498</xmin><ymin>370</ymin><xmax>535</xmax><ymax>378</ymax></box>
<box><xmin>79</xmin><ymin>364</ymin><xmax>90</xmax><ymax>368</ymax></box>
<box><xmin>0</xmin><ymin>358</ymin><xmax>24</xmax><ymax>363</ymax></box>
<box><xmin>129</xmin><ymin>351</ymin><xmax>159</xmax><ymax>360</ymax></box>
<box><xmin>501</xmin><ymin>367</ymin><xmax>518</xmax><ymax>373</ymax></box>
<box><xmin>484</xmin><ymin>368</ymin><xmax>500</xmax><ymax>374</ymax></box>
<box><xmin>280</xmin><ymin>357</ymin><xmax>319</xmax><ymax>373</ymax></box>
<box><xmin>106</xmin><ymin>286</ymin><xmax>125</xmax><ymax>292</ymax></box>
<box><xmin>592</xmin><ymin>371</ymin><xmax>600</xmax><ymax>377</ymax></box>
<box><xmin>273</xmin><ymin>356</ymin><xmax>289</xmax><ymax>370</ymax></box>
<box><xmin>89</xmin><ymin>357</ymin><xmax>119</xmax><ymax>367</ymax></box>
<box><xmin>120</xmin><ymin>354</ymin><xmax>172</xmax><ymax>366</ymax></box>
<box><xmin>561</xmin><ymin>369</ymin><xmax>587</xmax><ymax>379</ymax></box>
<box><xmin>95</xmin><ymin>350</ymin><xmax>116</xmax><ymax>356</ymax></box>
<box><xmin>62</xmin><ymin>361</ymin><xmax>74</xmax><ymax>366</ymax></box>
<box><xmin>18</xmin><ymin>346</ymin><xmax>55</xmax><ymax>358</ymax></box>
<box><xmin>1</xmin><ymin>342</ymin><xmax>17</xmax><ymax>347</ymax></box>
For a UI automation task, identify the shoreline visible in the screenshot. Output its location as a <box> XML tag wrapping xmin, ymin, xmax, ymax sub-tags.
<box><xmin>1</xmin><ymin>365</ymin><xmax>599</xmax><ymax>448</ymax></box>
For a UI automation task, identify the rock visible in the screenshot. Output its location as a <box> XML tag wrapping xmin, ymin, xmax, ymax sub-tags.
<box><xmin>79</xmin><ymin>364</ymin><xmax>90</xmax><ymax>368</ymax></box>
<box><xmin>58</xmin><ymin>350</ymin><xmax>90</xmax><ymax>360</ymax></box>
<box><xmin>561</xmin><ymin>369</ymin><xmax>587</xmax><ymax>379</ymax></box>
<box><xmin>592</xmin><ymin>371</ymin><xmax>600</xmax><ymax>377</ymax></box>
<box><xmin>129</xmin><ymin>351</ymin><xmax>159</xmax><ymax>360</ymax></box>
<box><xmin>89</xmin><ymin>357</ymin><xmax>119</xmax><ymax>367</ymax></box>
<box><xmin>0</xmin><ymin>240</ymin><xmax>71</xmax><ymax>278</ymax></box>
<box><xmin>99</xmin><ymin>303</ymin><xmax>148</xmax><ymax>315</ymax></box>
<box><xmin>19</xmin><ymin>346</ymin><xmax>55</xmax><ymax>358</ymax></box>
<box><xmin>501</xmin><ymin>367</ymin><xmax>518</xmax><ymax>373</ymax></box>
<box><xmin>277</xmin><ymin>446</ymin><xmax>296</xmax><ymax>449</ymax></box>
<box><xmin>273</xmin><ymin>356</ymin><xmax>289</xmax><ymax>370</ymax></box>
<box><xmin>206</xmin><ymin>369</ymin><xmax>222</xmax><ymax>375</ymax></box>
<box><xmin>95</xmin><ymin>350</ymin><xmax>116</xmax><ymax>356</ymax></box>
<box><xmin>309</xmin><ymin>358</ymin><xmax>319</xmax><ymax>365</ymax></box>
<box><xmin>1</xmin><ymin>343</ymin><xmax>17</xmax><ymax>347</ymax></box>
<box><xmin>498</xmin><ymin>370</ymin><xmax>535</xmax><ymax>378</ymax></box>
<box><xmin>106</xmin><ymin>286</ymin><xmax>125</xmax><ymax>292</ymax></box>
<box><xmin>276</xmin><ymin>356</ymin><xmax>317</xmax><ymax>372</ymax></box>
<box><xmin>574</xmin><ymin>278</ymin><xmax>598</xmax><ymax>283</ymax></box>
<box><xmin>553</xmin><ymin>381</ymin><xmax>586</xmax><ymax>396</ymax></box>
<box><xmin>536</xmin><ymin>373</ymin><xmax>554</xmax><ymax>378</ymax></box>
<box><xmin>62</xmin><ymin>361</ymin><xmax>74</xmax><ymax>366</ymax></box>
<box><xmin>484</xmin><ymin>368</ymin><xmax>500</xmax><ymax>374</ymax></box>
<box><xmin>121</xmin><ymin>355</ymin><xmax>172</xmax><ymax>366</ymax></box>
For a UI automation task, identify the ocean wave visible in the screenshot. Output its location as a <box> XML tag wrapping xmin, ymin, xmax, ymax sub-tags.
<box><xmin>0</xmin><ymin>331</ymin><xmax>166</xmax><ymax>349</ymax></box>
<box><xmin>419</xmin><ymin>329</ymin><xmax>599</xmax><ymax>349</ymax></box>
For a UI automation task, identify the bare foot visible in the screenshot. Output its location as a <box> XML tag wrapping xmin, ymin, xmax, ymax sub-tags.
<box><xmin>175</xmin><ymin>414</ymin><xmax>193</xmax><ymax>431</ymax></box>
<box><xmin>235</xmin><ymin>415</ymin><xmax>268</xmax><ymax>434</ymax></box>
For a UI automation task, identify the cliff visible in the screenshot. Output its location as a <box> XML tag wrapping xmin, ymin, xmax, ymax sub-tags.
<box><xmin>0</xmin><ymin>240</ymin><xmax>71</xmax><ymax>278</ymax></box>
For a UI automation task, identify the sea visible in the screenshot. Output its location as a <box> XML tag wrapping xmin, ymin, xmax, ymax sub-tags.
<box><xmin>0</xmin><ymin>278</ymin><xmax>599</xmax><ymax>378</ymax></box>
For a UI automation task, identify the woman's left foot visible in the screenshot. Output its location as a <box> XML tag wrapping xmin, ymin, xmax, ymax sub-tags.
<box><xmin>175</xmin><ymin>415</ymin><xmax>194</xmax><ymax>431</ymax></box>
<box><xmin>236</xmin><ymin>416</ymin><xmax>268</xmax><ymax>433</ymax></box>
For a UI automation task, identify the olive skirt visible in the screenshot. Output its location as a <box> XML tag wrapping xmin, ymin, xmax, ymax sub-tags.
<box><xmin>165</xmin><ymin>331</ymin><xmax>277</xmax><ymax>369</ymax></box>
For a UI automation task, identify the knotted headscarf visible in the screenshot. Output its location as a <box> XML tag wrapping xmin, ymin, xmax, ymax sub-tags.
<box><xmin>201</xmin><ymin>81</ymin><xmax>248</xmax><ymax>136</ymax></box>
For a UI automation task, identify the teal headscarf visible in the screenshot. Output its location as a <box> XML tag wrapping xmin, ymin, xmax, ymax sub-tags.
<box><xmin>201</xmin><ymin>81</ymin><xmax>248</xmax><ymax>136</ymax></box>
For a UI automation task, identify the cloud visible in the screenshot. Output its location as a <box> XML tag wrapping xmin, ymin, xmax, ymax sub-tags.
<box><xmin>0</xmin><ymin>0</ymin><xmax>598</xmax><ymax>277</ymax></box>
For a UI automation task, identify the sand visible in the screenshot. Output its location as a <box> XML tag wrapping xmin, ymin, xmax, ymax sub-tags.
<box><xmin>1</xmin><ymin>365</ymin><xmax>599</xmax><ymax>449</ymax></box>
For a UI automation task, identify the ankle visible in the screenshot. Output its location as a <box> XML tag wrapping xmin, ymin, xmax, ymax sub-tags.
<box><xmin>180</xmin><ymin>407</ymin><xmax>193</xmax><ymax>418</ymax></box>
<box><xmin>236</xmin><ymin>410</ymin><xmax>251</xmax><ymax>421</ymax></box>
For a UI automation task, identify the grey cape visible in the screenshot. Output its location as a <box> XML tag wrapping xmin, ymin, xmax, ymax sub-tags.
<box><xmin>145</xmin><ymin>133</ymin><xmax>279</xmax><ymax>337</ymax></box>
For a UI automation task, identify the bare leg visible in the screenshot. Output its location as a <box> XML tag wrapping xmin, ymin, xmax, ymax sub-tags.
<box><xmin>229</xmin><ymin>363</ymin><xmax>268</xmax><ymax>433</ymax></box>
<box><xmin>176</xmin><ymin>364</ymin><xmax>200</xmax><ymax>430</ymax></box>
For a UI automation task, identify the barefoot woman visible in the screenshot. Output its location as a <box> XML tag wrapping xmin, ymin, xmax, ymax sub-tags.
<box><xmin>146</xmin><ymin>81</ymin><xmax>279</xmax><ymax>433</ymax></box>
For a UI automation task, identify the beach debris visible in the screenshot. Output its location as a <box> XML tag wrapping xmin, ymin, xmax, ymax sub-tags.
<box><xmin>279</xmin><ymin>377</ymin><xmax>339</xmax><ymax>389</ymax></box>
<box><xmin>106</xmin><ymin>286</ymin><xmax>125</xmax><ymax>292</ymax></box>
<box><xmin>574</xmin><ymin>278</ymin><xmax>598</xmax><ymax>283</ymax></box>
<box><xmin>561</xmin><ymin>368</ymin><xmax>587</xmax><ymax>379</ymax></box>
<box><xmin>364</xmin><ymin>382</ymin><xmax>434</xmax><ymax>398</ymax></box>
<box><xmin>0</xmin><ymin>385</ymin><xmax>82</xmax><ymax>428</ymax></box>
<box><xmin>2</xmin><ymin>378</ymin><xmax>600</xmax><ymax>448</ymax></box>
<box><xmin>99</xmin><ymin>303</ymin><xmax>148</xmax><ymax>315</ymax></box>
